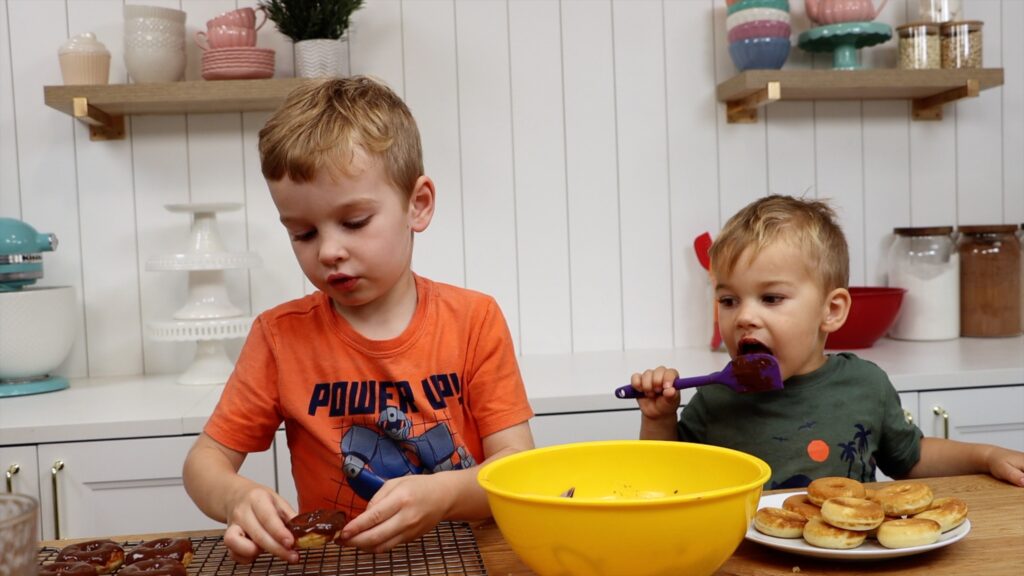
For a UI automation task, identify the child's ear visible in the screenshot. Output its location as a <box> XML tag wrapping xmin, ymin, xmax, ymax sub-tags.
<box><xmin>407</xmin><ymin>175</ymin><xmax>435</xmax><ymax>232</ymax></box>
<box><xmin>821</xmin><ymin>288</ymin><xmax>851</xmax><ymax>334</ymax></box>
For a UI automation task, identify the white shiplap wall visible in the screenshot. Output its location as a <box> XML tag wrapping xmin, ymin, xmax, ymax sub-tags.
<box><xmin>1</xmin><ymin>0</ymin><xmax>1022</xmax><ymax>381</ymax></box>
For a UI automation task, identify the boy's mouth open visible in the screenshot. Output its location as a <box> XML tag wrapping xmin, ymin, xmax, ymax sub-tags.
<box><xmin>327</xmin><ymin>273</ymin><xmax>359</xmax><ymax>292</ymax></box>
<box><xmin>738</xmin><ymin>339</ymin><xmax>773</xmax><ymax>357</ymax></box>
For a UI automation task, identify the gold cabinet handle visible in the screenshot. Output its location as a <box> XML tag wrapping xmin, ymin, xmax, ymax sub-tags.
<box><xmin>932</xmin><ymin>406</ymin><xmax>950</xmax><ymax>439</ymax></box>
<box><xmin>51</xmin><ymin>460</ymin><xmax>64</xmax><ymax>540</ymax></box>
<box><xmin>903</xmin><ymin>409</ymin><xmax>914</xmax><ymax>425</ymax></box>
<box><xmin>5</xmin><ymin>464</ymin><xmax>19</xmax><ymax>493</ymax></box>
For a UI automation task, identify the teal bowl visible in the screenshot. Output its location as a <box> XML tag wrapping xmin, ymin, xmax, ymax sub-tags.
<box><xmin>727</xmin><ymin>0</ymin><xmax>790</xmax><ymax>15</ymax></box>
<box><xmin>728</xmin><ymin>36</ymin><xmax>790</xmax><ymax>71</ymax></box>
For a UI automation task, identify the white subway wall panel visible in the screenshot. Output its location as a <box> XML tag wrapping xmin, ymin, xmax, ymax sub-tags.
<box><xmin>3</xmin><ymin>0</ymin><xmax>1022</xmax><ymax>381</ymax></box>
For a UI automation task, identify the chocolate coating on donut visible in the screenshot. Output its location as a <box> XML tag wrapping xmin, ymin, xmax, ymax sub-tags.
<box><xmin>286</xmin><ymin>508</ymin><xmax>347</xmax><ymax>538</ymax></box>
<box><xmin>56</xmin><ymin>540</ymin><xmax>125</xmax><ymax>570</ymax></box>
<box><xmin>125</xmin><ymin>538</ymin><xmax>193</xmax><ymax>565</ymax></box>
<box><xmin>38</xmin><ymin>562</ymin><xmax>98</xmax><ymax>576</ymax></box>
<box><xmin>118</xmin><ymin>559</ymin><xmax>186</xmax><ymax>576</ymax></box>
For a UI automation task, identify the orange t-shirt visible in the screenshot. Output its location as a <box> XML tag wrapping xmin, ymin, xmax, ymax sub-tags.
<box><xmin>204</xmin><ymin>275</ymin><xmax>533</xmax><ymax>517</ymax></box>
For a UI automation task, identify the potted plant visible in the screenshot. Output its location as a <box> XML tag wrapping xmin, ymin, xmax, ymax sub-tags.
<box><xmin>258</xmin><ymin>0</ymin><xmax>365</xmax><ymax>77</ymax></box>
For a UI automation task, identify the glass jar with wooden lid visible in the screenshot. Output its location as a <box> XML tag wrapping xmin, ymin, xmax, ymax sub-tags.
<box><xmin>956</xmin><ymin>225</ymin><xmax>1021</xmax><ymax>337</ymax></box>
<box><xmin>897</xmin><ymin>23</ymin><xmax>940</xmax><ymax>69</ymax></box>
<box><xmin>940</xmin><ymin>20</ymin><xmax>983</xmax><ymax>68</ymax></box>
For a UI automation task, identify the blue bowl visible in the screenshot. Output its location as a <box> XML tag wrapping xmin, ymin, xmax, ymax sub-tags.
<box><xmin>727</xmin><ymin>0</ymin><xmax>790</xmax><ymax>16</ymax></box>
<box><xmin>728</xmin><ymin>36</ymin><xmax>790</xmax><ymax>71</ymax></box>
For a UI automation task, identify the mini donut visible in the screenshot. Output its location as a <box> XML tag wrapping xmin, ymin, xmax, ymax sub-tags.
<box><xmin>820</xmin><ymin>497</ymin><xmax>885</xmax><ymax>531</ymax></box>
<box><xmin>876</xmin><ymin>518</ymin><xmax>941</xmax><ymax>549</ymax></box>
<box><xmin>117</xmin><ymin>559</ymin><xmax>186</xmax><ymax>576</ymax></box>
<box><xmin>783</xmin><ymin>493</ymin><xmax>822</xmax><ymax>520</ymax></box>
<box><xmin>802</xmin><ymin>517</ymin><xmax>867</xmax><ymax>550</ymax></box>
<box><xmin>807</xmin><ymin>477</ymin><xmax>866</xmax><ymax>506</ymax></box>
<box><xmin>286</xmin><ymin>508</ymin><xmax>347</xmax><ymax>548</ymax></box>
<box><xmin>872</xmin><ymin>482</ymin><xmax>934</xmax><ymax>516</ymax></box>
<box><xmin>56</xmin><ymin>540</ymin><xmax>125</xmax><ymax>574</ymax></box>
<box><xmin>38</xmin><ymin>562</ymin><xmax>97</xmax><ymax>576</ymax></box>
<box><xmin>753</xmin><ymin>507</ymin><xmax>807</xmax><ymax>538</ymax></box>
<box><xmin>914</xmin><ymin>496</ymin><xmax>968</xmax><ymax>532</ymax></box>
<box><xmin>125</xmin><ymin>538</ymin><xmax>193</xmax><ymax>566</ymax></box>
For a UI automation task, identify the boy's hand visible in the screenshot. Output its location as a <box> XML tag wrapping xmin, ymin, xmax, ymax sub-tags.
<box><xmin>630</xmin><ymin>366</ymin><xmax>682</xmax><ymax>419</ymax></box>
<box><xmin>339</xmin><ymin>473</ymin><xmax>450</xmax><ymax>552</ymax></box>
<box><xmin>222</xmin><ymin>480</ymin><xmax>299</xmax><ymax>564</ymax></box>
<box><xmin>986</xmin><ymin>446</ymin><xmax>1024</xmax><ymax>487</ymax></box>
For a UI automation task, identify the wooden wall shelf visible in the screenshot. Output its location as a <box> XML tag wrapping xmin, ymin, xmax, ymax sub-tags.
<box><xmin>43</xmin><ymin>79</ymin><xmax>312</xmax><ymax>140</ymax></box>
<box><xmin>716</xmin><ymin>68</ymin><xmax>1004</xmax><ymax>123</ymax></box>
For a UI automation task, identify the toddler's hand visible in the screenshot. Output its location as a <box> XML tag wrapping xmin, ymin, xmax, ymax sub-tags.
<box><xmin>986</xmin><ymin>446</ymin><xmax>1024</xmax><ymax>487</ymax></box>
<box><xmin>630</xmin><ymin>366</ymin><xmax>682</xmax><ymax>420</ymax></box>
<box><xmin>222</xmin><ymin>480</ymin><xmax>298</xmax><ymax>564</ymax></box>
<box><xmin>339</xmin><ymin>474</ymin><xmax>449</xmax><ymax>553</ymax></box>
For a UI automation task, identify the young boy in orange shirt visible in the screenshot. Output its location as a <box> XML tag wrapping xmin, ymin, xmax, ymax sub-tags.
<box><xmin>627</xmin><ymin>195</ymin><xmax>1024</xmax><ymax>489</ymax></box>
<box><xmin>183</xmin><ymin>77</ymin><xmax>534</xmax><ymax>563</ymax></box>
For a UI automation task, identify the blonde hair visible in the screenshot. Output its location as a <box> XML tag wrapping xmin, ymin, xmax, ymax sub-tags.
<box><xmin>709</xmin><ymin>195</ymin><xmax>849</xmax><ymax>292</ymax></box>
<box><xmin>258</xmin><ymin>76</ymin><xmax>422</xmax><ymax>197</ymax></box>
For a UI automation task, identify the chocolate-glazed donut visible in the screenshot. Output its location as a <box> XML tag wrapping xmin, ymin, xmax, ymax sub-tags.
<box><xmin>55</xmin><ymin>540</ymin><xmax>124</xmax><ymax>574</ymax></box>
<box><xmin>38</xmin><ymin>561</ymin><xmax>98</xmax><ymax>576</ymax></box>
<box><xmin>118</xmin><ymin>559</ymin><xmax>187</xmax><ymax>576</ymax></box>
<box><xmin>286</xmin><ymin>508</ymin><xmax>347</xmax><ymax>548</ymax></box>
<box><xmin>125</xmin><ymin>538</ymin><xmax>193</xmax><ymax>566</ymax></box>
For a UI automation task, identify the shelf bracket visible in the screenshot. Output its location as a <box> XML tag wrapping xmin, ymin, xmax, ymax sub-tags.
<box><xmin>72</xmin><ymin>97</ymin><xmax>125</xmax><ymax>141</ymax></box>
<box><xmin>726</xmin><ymin>81</ymin><xmax>781</xmax><ymax>123</ymax></box>
<box><xmin>911</xmin><ymin>79</ymin><xmax>980</xmax><ymax>121</ymax></box>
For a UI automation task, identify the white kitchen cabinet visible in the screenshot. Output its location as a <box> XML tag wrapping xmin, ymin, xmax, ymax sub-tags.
<box><xmin>1</xmin><ymin>445</ymin><xmax>42</xmax><ymax>538</ymax></box>
<box><xmin>919</xmin><ymin>385</ymin><xmax>1024</xmax><ymax>451</ymax></box>
<box><xmin>35</xmin><ymin>435</ymin><xmax>275</xmax><ymax>539</ymax></box>
<box><xmin>274</xmin><ymin>429</ymin><xmax>297</xmax><ymax>511</ymax></box>
<box><xmin>530</xmin><ymin>409</ymin><xmax>641</xmax><ymax>448</ymax></box>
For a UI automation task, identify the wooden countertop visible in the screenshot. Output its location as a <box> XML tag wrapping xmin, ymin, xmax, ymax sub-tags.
<box><xmin>39</xmin><ymin>475</ymin><xmax>1023</xmax><ymax>576</ymax></box>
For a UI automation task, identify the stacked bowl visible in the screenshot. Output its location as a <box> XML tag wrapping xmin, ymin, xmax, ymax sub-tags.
<box><xmin>726</xmin><ymin>0</ymin><xmax>792</xmax><ymax>71</ymax></box>
<box><xmin>124</xmin><ymin>4</ymin><xmax>186</xmax><ymax>83</ymax></box>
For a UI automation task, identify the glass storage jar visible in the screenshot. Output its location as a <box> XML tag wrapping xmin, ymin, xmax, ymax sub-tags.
<box><xmin>918</xmin><ymin>0</ymin><xmax>962</xmax><ymax>22</ymax></box>
<box><xmin>940</xmin><ymin>20</ymin><xmax>983</xmax><ymax>69</ymax></box>
<box><xmin>956</xmin><ymin>225</ymin><xmax>1022</xmax><ymax>337</ymax></box>
<box><xmin>1019</xmin><ymin>224</ymin><xmax>1024</xmax><ymax>333</ymax></box>
<box><xmin>887</xmin><ymin>227</ymin><xmax>959</xmax><ymax>340</ymax></box>
<box><xmin>897</xmin><ymin>23</ymin><xmax>940</xmax><ymax>69</ymax></box>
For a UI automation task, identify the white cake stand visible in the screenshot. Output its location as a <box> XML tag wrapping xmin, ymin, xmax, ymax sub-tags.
<box><xmin>146</xmin><ymin>203</ymin><xmax>262</xmax><ymax>385</ymax></box>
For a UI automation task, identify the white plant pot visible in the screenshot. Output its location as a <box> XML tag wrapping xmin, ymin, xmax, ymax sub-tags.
<box><xmin>294</xmin><ymin>38</ymin><xmax>346</xmax><ymax>78</ymax></box>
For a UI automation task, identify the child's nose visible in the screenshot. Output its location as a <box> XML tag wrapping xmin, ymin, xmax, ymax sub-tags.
<box><xmin>318</xmin><ymin>230</ymin><xmax>350</xmax><ymax>264</ymax></box>
<box><xmin>735</xmin><ymin>301</ymin><xmax>760</xmax><ymax>327</ymax></box>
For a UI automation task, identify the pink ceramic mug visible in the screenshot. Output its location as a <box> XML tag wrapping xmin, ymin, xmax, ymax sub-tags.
<box><xmin>207</xmin><ymin>6</ymin><xmax>267</xmax><ymax>30</ymax></box>
<box><xmin>195</xmin><ymin>25</ymin><xmax>256</xmax><ymax>50</ymax></box>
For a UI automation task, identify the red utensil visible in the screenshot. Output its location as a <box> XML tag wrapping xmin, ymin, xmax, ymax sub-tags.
<box><xmin>693</xmin><ymin>232</ymin><xmax>723</xmax><ymax>350</ymax></box>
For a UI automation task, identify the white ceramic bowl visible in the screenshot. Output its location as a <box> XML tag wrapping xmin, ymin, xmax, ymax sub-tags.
<box><xmin>125</xmin><ymin>48</ymin><xmax>186</xmax><ymax>83</ymax></box>
<box><xmin>725</xmin><ymin>8</ymin><xmax>792</xmax><ymax>32</ymax></box>
<box><xmin>0</xmin><ymin>286</ymin><xmax>75</xmax><ymax>381</ymax></box>
<box><xmin>124</xmin><ymin>4</ymin><xmax>186</xmax><ymax>24</ymax></box>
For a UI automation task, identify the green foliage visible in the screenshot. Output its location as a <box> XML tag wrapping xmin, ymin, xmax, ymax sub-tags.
<box><xmin>258</xmin><ymin>0</ymin><xmax>365</xmax><ymax>41</ymax></box>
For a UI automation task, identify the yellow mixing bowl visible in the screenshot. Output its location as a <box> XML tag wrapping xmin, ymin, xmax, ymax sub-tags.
<box><xmin>477</xmin><ymin>440</ymin><xmax>771</xmax><ymax>576</ymax></box>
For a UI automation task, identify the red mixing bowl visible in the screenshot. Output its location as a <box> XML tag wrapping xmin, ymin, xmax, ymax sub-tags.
<box><xmin>826</xmin><ymin>287</ymin><xmax>906</xmax><ymax>349</ymax></box>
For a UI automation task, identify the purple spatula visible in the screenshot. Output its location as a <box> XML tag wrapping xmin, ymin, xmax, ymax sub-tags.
<box><xmin>613</xmin><ymin>353</ymin><xmax>783</xmax><ymax>399</ymax></box>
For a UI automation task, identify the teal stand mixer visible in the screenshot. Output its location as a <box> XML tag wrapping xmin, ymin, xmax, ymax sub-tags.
<box><xmin>0</xmin><ymin>217</ymin><xmax>76</xmax><ymax>397</ymax></box>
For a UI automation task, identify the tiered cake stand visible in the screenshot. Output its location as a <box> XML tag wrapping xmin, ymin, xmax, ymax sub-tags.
<box><xmin>147</xmin><ymin>203</ymin><xmax>261</xmax><ymax>385</ymax></box>
<box><xmin>798</xmin><ymin>21</ymin><xmax>892</xmax><ymax>69</ymax></box>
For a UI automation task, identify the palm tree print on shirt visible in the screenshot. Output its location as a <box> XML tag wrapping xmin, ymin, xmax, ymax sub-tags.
<box><xmin>838</xmin><ymin>424</ymin><xmax>877</xmax><ymax>482</ymax></box>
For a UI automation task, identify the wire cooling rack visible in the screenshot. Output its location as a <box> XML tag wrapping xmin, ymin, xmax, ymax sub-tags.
<box><xmin>37</xmin><ymin>521</ymin><xmax>487</xmax><ymax>576</ymax></box>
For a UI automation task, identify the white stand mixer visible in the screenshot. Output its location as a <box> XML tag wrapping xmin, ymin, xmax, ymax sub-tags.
<box><xmin>0</xmin><ymin>217</ymin><xmax>75</xmax><ymax>397</ymax></box>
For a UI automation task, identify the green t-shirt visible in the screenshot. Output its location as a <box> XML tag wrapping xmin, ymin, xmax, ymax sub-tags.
<box><xmin>678</xmin><ymin>353</ymin><xmax>922</xmax><ymax>490</ymax></box>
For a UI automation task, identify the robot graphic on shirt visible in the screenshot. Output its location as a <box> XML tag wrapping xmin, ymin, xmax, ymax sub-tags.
<box><xmin>341</xmin><ymin>405</ymin><xmax>476</xmax><ymax>500</ymax></box>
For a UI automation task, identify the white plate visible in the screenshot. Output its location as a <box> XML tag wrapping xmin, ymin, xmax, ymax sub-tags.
<box><xmin>745</xmin><ymin>491</ymin><xmax>971</xmax><ymax>560</ymax></box>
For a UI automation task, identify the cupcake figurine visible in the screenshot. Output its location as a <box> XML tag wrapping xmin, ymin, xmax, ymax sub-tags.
<box><xmin>58</xmin><ymin>32</ymin><xmax>111</xmax><ymax>85</ymax></box>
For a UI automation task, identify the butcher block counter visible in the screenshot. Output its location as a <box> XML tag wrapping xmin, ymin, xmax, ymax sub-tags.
<box><xmin>38</xmin><ymin>474</ymin><xmax>1023</xmax><ymax>576</ymax></box>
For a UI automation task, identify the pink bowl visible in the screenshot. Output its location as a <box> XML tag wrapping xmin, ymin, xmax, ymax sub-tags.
<box><xmin>727</xmin><ymin>20</ymin><xmax>791</xmax><ymax>43</ymax></box>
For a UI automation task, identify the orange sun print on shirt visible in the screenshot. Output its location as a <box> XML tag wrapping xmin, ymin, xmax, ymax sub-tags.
<box><xmin>807</xmin><ymin>439</ymin><xmax>830</xmax><ymax>462</ymax></box>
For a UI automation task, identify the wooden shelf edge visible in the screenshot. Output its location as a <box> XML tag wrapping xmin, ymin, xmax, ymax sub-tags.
<box><xmin>716</xmin><ymin>68</ymin><xmax>1004</xmax><ymax>124</ymax></box>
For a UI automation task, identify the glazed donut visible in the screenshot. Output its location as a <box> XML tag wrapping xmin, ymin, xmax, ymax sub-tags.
<box><xmin>914</xmin><ymin>496</ymin><xmax>968</xmax><ymax>532</ymax></box>
<box><xmin>872</xmin><ymin>482</ymin><xmax>934</xmax><ymax>516</ymax></box>
<box><xmin>38</xmin><ymin>562</ymin><xmax>97</xmax><ymax>576</ymax></box>
<box><xmin>753</xmin><ymin>507</ymin><xmax>807</xmax><ymax>538</ymax></box>
<box><xmin>286</xmin><ymin>508</ymin><xmax>347</xmax><ymax>548</ymax></box>
<box><xmin>783</xmin><ymin>493</ymin><xmax>822</xmax><ymax>520</ymax></box>
<box><xmin>117</xmin><ymin>559</ymin><xmax>186</xmax><ymax>576</ymax></box>
<box><xmin>806</xmin><ymin>477</ymin><xmax>865</xmax><ymax>506</ymax></box>
<box><xmin>820</xmin><ymin>497</ymin><xmax>885</xmax><ymax>531</ymax></box>
<box><xmin>56</xmin><ymin>540</ymin><xmax>124</xmax><ymax>574</ymax></box>
<box><xmin>802</xmin><ymin>517</ymin><xmax>866</xmax><ymax>550</ymax></box>
<box><xmin>125</xmin><ymin>538</ymin><xmax>193</xmax><ymax>566</ymax></box>
<box><xmin>876</xmin><ymin>518</ymin><xmax>941</xmax><ymax>549</ymax></box>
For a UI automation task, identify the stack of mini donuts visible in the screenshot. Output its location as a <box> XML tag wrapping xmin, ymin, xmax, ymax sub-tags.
<box><xmin>40</xmin><ymin>537</ymin><xmax>193</xmax><ymax>576</ymax></box>
<box><xmin>753</xmin><ymin>477</ymin><xmax>969</xmax><ymax>550</ymax></box>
